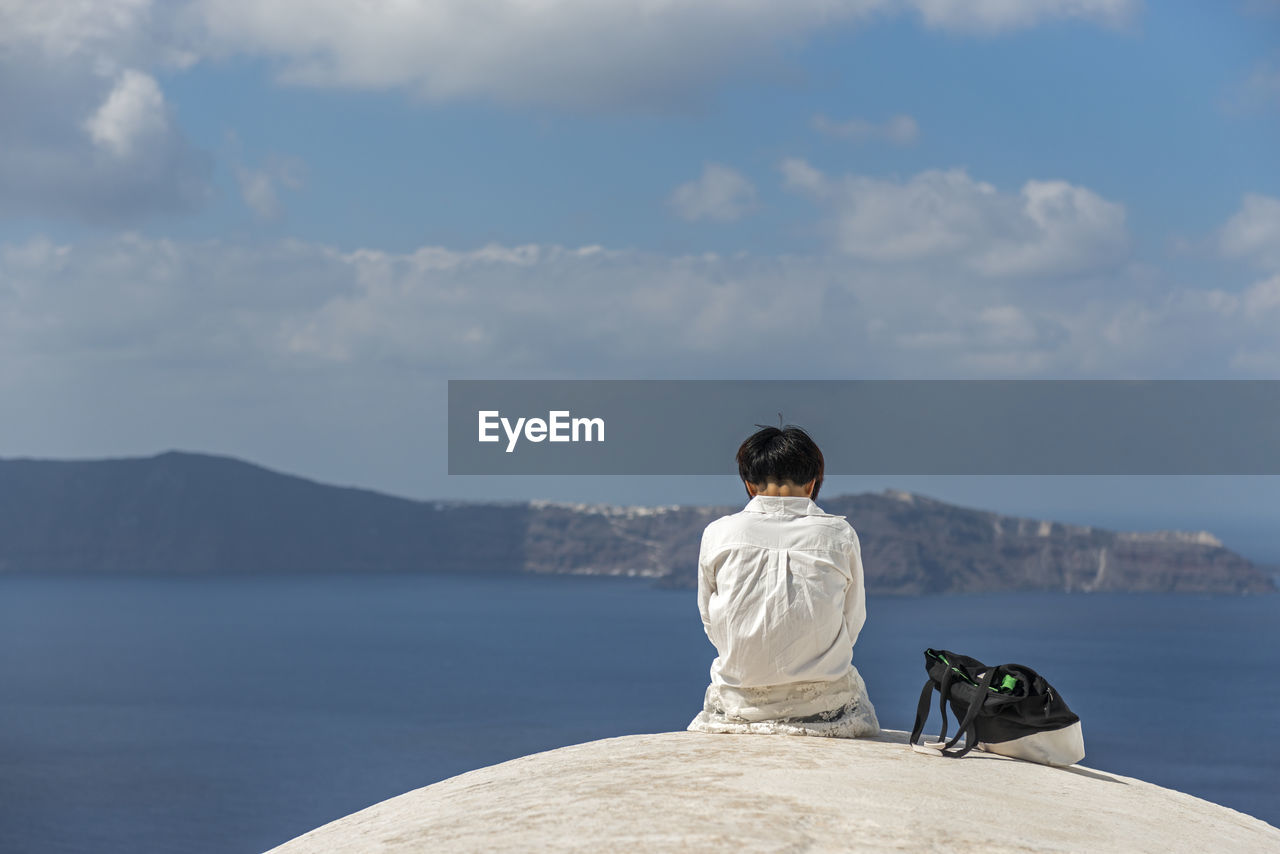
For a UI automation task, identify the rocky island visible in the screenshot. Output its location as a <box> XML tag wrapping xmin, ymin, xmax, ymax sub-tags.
<box><xmin>0</xmin><ymin>451</ymin><xmax>1272</xmax><ymax>594</ymax></box>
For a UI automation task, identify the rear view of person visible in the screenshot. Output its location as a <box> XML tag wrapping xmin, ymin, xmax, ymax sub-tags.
<box><xmin>688</xmin><ymin>425</ymin><xmax>879</xmax><ymax>737</ymax></box>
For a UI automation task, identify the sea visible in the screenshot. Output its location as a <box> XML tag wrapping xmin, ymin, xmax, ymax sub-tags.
<box><xmin>1</xmin><ymin>573</ymin><xmax>1276</xmax><ymax>853</ymax></box>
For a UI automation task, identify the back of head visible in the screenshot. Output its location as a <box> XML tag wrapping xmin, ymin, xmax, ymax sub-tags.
<box><xmin>736</xmin><ymin>425</ymin><xmax>825</xmax><ymax>502</ymax></box>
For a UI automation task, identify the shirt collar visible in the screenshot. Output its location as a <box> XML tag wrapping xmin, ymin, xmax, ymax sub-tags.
<box><xmin>743</xmin><ymin>495</ymin><xmax>837</xmax><ymax>517</ymax></box>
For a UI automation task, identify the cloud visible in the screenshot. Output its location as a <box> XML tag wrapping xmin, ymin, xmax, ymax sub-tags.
<box><xmin>0</xmin><ymin>0</ymin><xmax>1141</xmax><ymax>224</ymax></box>
<box><xmin>16</xmin><ymin>230</ymin><xmax>1280</xmax><ymax>509</ymax></box>
<box><xmin>273</xmin><ymin>243</ymin><xmax>825</xmax><ymax>372</ymax></box>
<box><xmin>3</xmin><ymin>222</ymin><xmax>1275</xmax><ymax>398</ymax></box>
<box><xmin>782</xmin><ymin>159</ymin><xmax>1129</xmax><ymax>277</ymax></box>
<box><xmin>186</xmin><ymin>0</ymin><xmax>873</xmax><ymax>110</ymax></box>
<box><xmin>0</xmin><ymin>235</ymin><xmax>345</xmax><ymax>370</ymax></box>
<box><xmin>1238</xmin><ymin>0</ymin><xmax>1280</xmax><ymax>17</ymax></box>
<box><xmin>182</xmin><ymin>0</ymin><xmax>1140</xmax><ymax>109</ymax></box>
<box><xmin>0</xmin><ymin>0</ymin><xmax>154</xmax><ymax>61</ymax></box>
<box><xmin>812</xmin><ymin>113</ymin><xmax>919</xmax><ymax>144</ymax></box>
<box><xmin>1220</xmin><ymin>193</ymin><xmax>1280</xmax><ymax>271</ymax></box>
<box><xmin>1220</xmin><ymin>273</ymin><xmax>1280</xmax><ymax>315</ymax></box>
<box><xmin>6</xmin><ymin>227</ymin><xmax>1280</xmax><ymax>488</ymax></box>
<box><xmin>780</xmin><ymin>158</ymin><xmax>827</xmax><ymax>196</ymax></box>
<box><xmin>0</xmin><ymin>2</ymin><xmax>210</xmax><ymax>223</ymax></box>
<box><xmin>84</xmin><ymin>69</ymin><xmax>168</xmax><ymax>157</ymax></box>
<box><xmin>1214</xmin><ymin>194</ymin><xmax>1280</xmax><ymax>358</ymax></box>
<box><xmin>234</xmin><ymin>156</ymin><xmax>305</xmax><ymax>220</ymax></box>
<box><xmin>0</xmin><ymin>69</ymin><xmax>211</xmax><ymax>222</ymax></box>
<box><xmin>668</xmin><ymin>164</ymin><xmax>758</xmax><ymax>222</ymax></box>
<box><xmin>905</xmin><ymin>0</ymin><xmax>1139</xmax><ymax>32</ymax></box>
<box><xmin>0</xmin><ymin>235</ymin><xmax>837</xmax><ymax>382</ymax></box>
<box><xmin>1226</xmin><ymin>60</ymin><xmax>1280</xmax><ymax>113</ymax></box>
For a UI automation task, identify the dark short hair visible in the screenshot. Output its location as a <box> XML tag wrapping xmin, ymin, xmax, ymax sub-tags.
<box><xmin>736</xmin><ymin>425</ymin><xmax>825</xmax><ymax>502</ymax></box>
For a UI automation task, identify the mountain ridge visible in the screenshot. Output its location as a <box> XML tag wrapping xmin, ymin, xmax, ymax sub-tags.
<box><xmin>0</xmin><ymin>450</ymin><xmax>1272</xmax><ymax>594</ymax></box>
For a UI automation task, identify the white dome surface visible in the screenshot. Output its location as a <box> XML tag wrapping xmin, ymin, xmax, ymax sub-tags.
<box><xmin>268</xmin><ymin>729</ymin><xmax>1280</xmax><ymax>853</ymax></box>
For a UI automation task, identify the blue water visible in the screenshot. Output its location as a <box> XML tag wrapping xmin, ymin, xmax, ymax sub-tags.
<box><xmin>0</xmin><ymin>575</ymin><xmax>1276</xmax><ymax>853</ymax></box>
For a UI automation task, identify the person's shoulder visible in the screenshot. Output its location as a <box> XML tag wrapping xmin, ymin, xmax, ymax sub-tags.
<box><xmin>703</xmin><ymin>508</ymin><xmax>749</xmax><ymax>536</ymax></box>
<box><xmin>806</xmin><ymin>504</ymin><xmax>854</xmax><ymax>529</ymax></box>
<box><xmin>704</xmin><ymin>506</ymin><xmax>779</xmax><ymax>547</ymax></box>
<box><xmin>810</xmin><ymin>511</ymin><xmax>860</xmax><ymax>546</ymax></box>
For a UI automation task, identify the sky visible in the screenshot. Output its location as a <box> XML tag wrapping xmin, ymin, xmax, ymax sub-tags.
<box><xmin>2</xmin><ymin>1</ymin><xmax>1280</xmax><ymax>559</ymax></box>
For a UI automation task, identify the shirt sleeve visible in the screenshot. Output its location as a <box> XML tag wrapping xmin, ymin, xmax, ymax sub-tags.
<box><xmin>843</xmin><ymin>528</ymin><xmax>867</xmax><ymax>648</ymax></box>
<box><xmin>696</xmin><ymin>526</ymin><xmax>717</xmax><ymax>642</ymax></box>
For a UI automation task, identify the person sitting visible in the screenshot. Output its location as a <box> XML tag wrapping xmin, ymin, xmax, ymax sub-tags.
<box><xmin>688</xmin><ymin>424</ymin><xmax>879</xmax><ymax>738</ymax></box>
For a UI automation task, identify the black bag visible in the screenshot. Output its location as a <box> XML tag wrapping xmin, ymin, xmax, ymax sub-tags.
<box><xmin>909</xmin><ymin>648</ymin><xmax>1085</xmax><ymax>766</ymax></box>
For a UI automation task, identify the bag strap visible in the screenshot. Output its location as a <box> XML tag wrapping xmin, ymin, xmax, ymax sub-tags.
<box><xmin>910</xmin><ymin>679</ymin><xmax>934</xmax><ymax>745</ymax></box>
<box><xmin>909</xmin><ymin>665</ymin><xmax>958</xmax><ymax>747</ymax></box>
<box><xmin>936</xmin><ymin>667</ymin><xmax>956</xmax><ymax>745</ymax></box>
<box><xmin>938</xmin><ymin>666</ymin><xmax>996</xmax><ymax>759</ymax></box>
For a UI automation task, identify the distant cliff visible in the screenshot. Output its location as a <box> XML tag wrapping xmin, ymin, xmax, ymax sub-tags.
<box><xmin>0</xmin><ymin>451</ymin><xmax>1272</xmax><ymax>594</ymax></box>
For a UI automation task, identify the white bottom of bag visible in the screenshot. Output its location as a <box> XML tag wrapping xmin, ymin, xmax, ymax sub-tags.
<box><xmin>980</xmin><ymin>721</ymin><xmax>1086</xmax><ymax>766</ymax></box>
<box><xmin>911</xmin><ymin>721</ymin><xmax>1085</xmax><ymax>766</ymax></box>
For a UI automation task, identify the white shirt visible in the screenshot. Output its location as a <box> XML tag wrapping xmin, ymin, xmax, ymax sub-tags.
<box><xmin>697</xmin><ymin>495</ymin><xmax>866</xmax><ymax>692</ymax></box>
